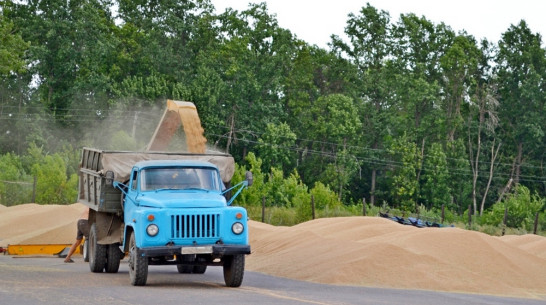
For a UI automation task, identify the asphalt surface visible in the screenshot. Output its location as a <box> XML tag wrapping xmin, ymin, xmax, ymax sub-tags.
<box><xmin>0</xmin><ymin>255</ymin><xmax>543</xmax><ymax>305</ymax></box>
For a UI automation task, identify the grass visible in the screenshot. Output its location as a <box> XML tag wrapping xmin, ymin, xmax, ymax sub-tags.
<box><xmin>243</xmin><ymin>203</ymin><xmax>546</xmax><ymax>237</ymax></box>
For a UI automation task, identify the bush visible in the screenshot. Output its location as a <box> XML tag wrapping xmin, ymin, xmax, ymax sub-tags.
<box><xmin>0</xmin><ymin>153</ymin><xmax>34</xmax><ymax>205</ymax></box>
<box><xmin>245</xmin><ymin>205</ymin><xmax>298</xmax><ymax>226</ymax></box>
<box><xmin>481</xmin><ymin>185</ymin><xmax>545</xmax><ymax>231</ymax></box>
<box><xmin>31</xmin><ymin>153</ymin><xmax>78</xmax><ymax>204</ymax></box>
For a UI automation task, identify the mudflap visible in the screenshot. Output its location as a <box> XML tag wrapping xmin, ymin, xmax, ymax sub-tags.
<box><xmin>92</xmin><ymin>210</ymin><xmax>124</xmax><ymax>245</ymax></box>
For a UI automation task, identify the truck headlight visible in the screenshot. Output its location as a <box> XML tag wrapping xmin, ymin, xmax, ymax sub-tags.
<box><xmin>146</xmin><ymin>224</ymin><xmax>159</xmax><ymax>237</ymax></box>
<box><xmin>231</xmin><ymin>222</ymin><xmax>244</xmax><ymax>235</ymax></box>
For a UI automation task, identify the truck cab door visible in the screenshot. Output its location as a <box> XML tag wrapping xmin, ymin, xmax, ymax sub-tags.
<box><xmin>126</xmin><ymin>168</ymin><xmax>140</xmax><ymax>207</ymax></box>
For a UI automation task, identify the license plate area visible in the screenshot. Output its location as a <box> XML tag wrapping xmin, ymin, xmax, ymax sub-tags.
<box><xmin>181</xmin><ymin>246</ymin><xmax>213</xmax><ymax>254</ymax></box>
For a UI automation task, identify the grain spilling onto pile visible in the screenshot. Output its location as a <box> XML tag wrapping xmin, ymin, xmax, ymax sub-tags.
<box><xmin>177</xmin><ymin>103</ymin><xmax>206</xmax><ymax>153</ymax></box>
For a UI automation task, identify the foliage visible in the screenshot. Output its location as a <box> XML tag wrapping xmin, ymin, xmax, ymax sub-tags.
<box><xmin>233</xmin><ymin>152</ymin><xmax>342</xmax><ymax>223</ymax></box>
<box><xmin>386</xmin><ymin>133</ymin><xmax>421</xmax><ymax>212</ymax></box>
<box><xmin>232</xmin><ymin>152</ymin><xmax>266</xmax><ymax>207</ymax></box>
<box><xmin>310</xmin><ymin>182</ymin><xmax>341</xmax><ymax>210</ymax></box>
<box><xmin>0</xmin><ymin>16</ymin><xmax>29</xmax><ymax>76</ymax></box>
<box><xmin>31</xmin><ymin>154</ymin><xmax>78</xmax><ymax>204</ymax></box>
<box><xmin>0</xmin><ymin>0</ymin><xmax>544</xmax><ymax>234</ymax></box>
<box><xmin>0</xmin><ymin>144</ymin><xmax>77</xmax><ymax>205</ymax></box>
<box><xmin>256</xmin><ymin>122</ymin><xmax>297</xmax><ymax>173</ymax></box>
<box><xmin>245</xmin><ymin>205</ymin><xmax>298</xmax><ymax>226</ymax></box>
<box><xmin>0</xmin><ymin>152</ymin><xmax>31</xmax><ymax>205</ymax></box>
<box><xmin>420</xmin><ymin>142</ymin><xmax>451</xmax><ymax>209</ymax></box>
<box><xmin>481</xmin><ymin>185</ymin><xmax>545</xmax><ymax>231</ymax></box>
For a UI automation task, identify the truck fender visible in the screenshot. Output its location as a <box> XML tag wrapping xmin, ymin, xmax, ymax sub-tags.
<box><xmin>122</xmin><ymin>226</ymin><xmax>135</xmax><ymax>253</ymax></box>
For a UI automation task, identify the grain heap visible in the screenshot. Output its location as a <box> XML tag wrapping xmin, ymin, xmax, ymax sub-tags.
<box><xmin>1</xmin><ymin>203</ymin><xmax>545</xmax><ymax>299</ymax></box>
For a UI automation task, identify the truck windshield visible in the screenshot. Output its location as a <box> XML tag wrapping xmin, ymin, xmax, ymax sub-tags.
<box><xmin>140</xmin><ymin>167</ymin><xmax>222</xmax><ymax>192</ymax></box>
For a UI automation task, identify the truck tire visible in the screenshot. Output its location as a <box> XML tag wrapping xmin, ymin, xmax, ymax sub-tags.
<box><xmin>83</xmin><ymin>239</ymin><xmax>89</xmax><ymax>262</ymax></box>
<box><xmin>105</xmin><ymin>243</ymin><xmax>122</xmax><ymax>273</ymax></box>
<box><xmin>223</xmin><ymin>254</ymin><xmax>245</xmax><ymax>287</ymax></box>
<box><xmin>89</xmin><ymin>223</ymin><xmax>107</xmax><ymax>273</ymax></box>
<box><xmin>129</xmin><ymin>232</ymin><xmax>148</xmax><ymax>286</ymax></box>
<box><xmin>176</xmin><ymin>255</ymin><xmax>194</xmax><ymax>274</ymax></box>
<box><xmin>193</xmin><ymin>265</ymin><xmax>207</xmax><ymax>274</ymax></box>
<box><xmin>193</xmin><ymin>256</ymin><xmax>207</xmax><ymax>274</ymax></box>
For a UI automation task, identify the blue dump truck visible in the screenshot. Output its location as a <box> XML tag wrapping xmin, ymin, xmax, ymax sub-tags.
<box><xmin>77</xmin><ymin>147</ymin><xmax>252</xmax><ymax>287</ymax></box>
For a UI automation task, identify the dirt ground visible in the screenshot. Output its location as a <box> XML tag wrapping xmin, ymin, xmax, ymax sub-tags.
<box><xmin>1</xmin><ymin>203</ymin><xmax>545</xmax><ymax>299</ymax></box>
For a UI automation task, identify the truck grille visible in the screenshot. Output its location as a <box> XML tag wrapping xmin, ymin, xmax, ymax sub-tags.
<box><xmin>170</xmin><ymin>213</ymin><xmax>220</xmax><ymax>239</ymax></box>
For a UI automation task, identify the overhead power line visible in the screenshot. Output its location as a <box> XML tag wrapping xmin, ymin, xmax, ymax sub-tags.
<box><xmin>1</xmin><ymin>107</ymin><xmax>544</xmax><ymax>183</ymax></box>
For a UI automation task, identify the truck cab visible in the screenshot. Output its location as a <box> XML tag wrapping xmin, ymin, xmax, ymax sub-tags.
<box><xmin>116</xmin><ymin>160</ymin><xmax>251</xmax><ymax>287</ymax></box>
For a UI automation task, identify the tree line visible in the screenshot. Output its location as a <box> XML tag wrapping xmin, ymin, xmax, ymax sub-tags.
<box><xmin>0</xmin><ymin>1</ymin><xmax>544</xmax><ymax>229</ymax></box>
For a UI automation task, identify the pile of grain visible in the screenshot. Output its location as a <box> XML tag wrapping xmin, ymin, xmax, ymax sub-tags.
<box><xmin>247</xmin><ymin>217</ymin><xmax>546</xmax><ymax>299</ymax></box>
<box><xmin>1</xmin><ymin>203</ymin><xmax>545</xmax><ymax>299</ymax></box>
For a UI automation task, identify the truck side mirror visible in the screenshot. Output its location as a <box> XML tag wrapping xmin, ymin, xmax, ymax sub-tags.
<box><xmin>105</xmin><ymin>170</ymin><xmax>115</xmax><ymax>186</ymax></box>
<box><xmin>245</xmin><ymin>171</ymin><xmax>253</xmax><ymax>187</ymax></box>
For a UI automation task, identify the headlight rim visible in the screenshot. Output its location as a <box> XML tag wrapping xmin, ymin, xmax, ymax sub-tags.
<box><xmin>231</xmin><ymin>222</ymin><xmax>244</xmax><ymax>235</ymax></box>
<box><xmin>146</xmin><ymin>224</ymin><xmax>159</xmax><ymax>237</ymax></box>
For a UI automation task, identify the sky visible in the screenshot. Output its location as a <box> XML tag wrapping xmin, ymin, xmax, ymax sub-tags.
<box><xmin>210</xmin><ymin>0</ymin><xmax>546</xmax><ymax>49</ymax></box>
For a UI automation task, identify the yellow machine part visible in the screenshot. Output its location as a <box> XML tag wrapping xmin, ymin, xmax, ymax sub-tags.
<box><xmin>6</xmin><ymin>244</ymin><xmax>81</xmax><ymax>255</ymax></box>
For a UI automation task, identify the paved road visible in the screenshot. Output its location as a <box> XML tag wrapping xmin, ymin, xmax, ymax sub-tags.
<box><xmin>0</xmin><ymin>255</ymin><xmax>543</xmax><ymax>305</ymax></box>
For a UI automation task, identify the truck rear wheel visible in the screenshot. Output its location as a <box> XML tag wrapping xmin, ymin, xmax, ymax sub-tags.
<box><xmin>176</xmin><ymin>255</ymin><xmax>194</xmax><ymax>274</ymax></box>
<box><xmin>129</xmin><ymin>232</ymin><xmax>148</xmax><ymax>286</ymax></box>
<box><xmin>105</xmin><ymin>243</ymin><xmax>122</xmax><ymax>273</ymax></box>
<box><xmin>193</xmin><ymin>256</ymin><xmax>207</xmax><ymax>274</ymax></box>
<box><xmin>223</xmin><ymin>254</ymin><xmax>245</xmax><ymax>287</ymax></box>
<box><xmin>193</xmin><ymin>265</ymin><xmax>207</xmax><ymax>274</ymax></box>
<box><xmin>89</xmin><ymin>223</ymin><xmax>107</xmax><ymax>273</ymax></box>
<box><xmin>83</xmin><ymin>238</ymin><xmax>89</xmax><ymax>262</ymax></box>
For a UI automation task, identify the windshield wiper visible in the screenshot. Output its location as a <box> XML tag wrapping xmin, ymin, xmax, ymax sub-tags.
<box><xmin>183</xmin><ymin>187</ymin><xmax>210</xmax><ymax>192</ymax></box>
<box><xmin>154</xmin><ymin>187</ymin><xmax>178</xmax><ymax>191</ymax></box>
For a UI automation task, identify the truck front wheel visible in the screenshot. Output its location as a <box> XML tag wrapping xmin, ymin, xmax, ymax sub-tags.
<box><xmin>223</xmin><ymin>254</ymin><xmax>245</xmax><ymax>287</ymax></box>
<box><xmin>89</xmin><ymin>223</ymin><xmax>107</xmax><ymax>273</ymax></box>
<box><xmin>128</xmin><ymin>232</ymin><xmax>148</xmax><ymax>286</ymax></box>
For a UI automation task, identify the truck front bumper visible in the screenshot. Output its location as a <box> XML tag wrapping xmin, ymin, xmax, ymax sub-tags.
<box><xmin>137</xmin><ymin>244</ymin><xmax>251</xmax><ymax>257</ymax></box>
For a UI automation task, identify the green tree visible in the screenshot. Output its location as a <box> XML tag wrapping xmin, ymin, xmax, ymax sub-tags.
<box><xmin>310</xmin><ymin>182</ymin><xmax>341</xmax><ymax>210</ymax></box>
<box><xmin>232</xmin><ymin>152</ymin><xmax>266</xmax><ymax>207</ymax></box>
<box><xmin>0</xmin><ymin>152</ymin><xmax>31</xmax><ymax>205</ymax></box>
<box><xmin>465</xmin><ymin>39</ymin><xmax>501</xmax><ymax>215</ymax></box>
<box><xmin>117</xmin><ymin>0</ymin><xmax>212</xmax><ymax>79</ymax></box>
<box><xmin>0</xmin><ymin>13</ymin><xmax>29</xmax><ymax>76</ymax></box>
<box><xmin>303</xmin><ymin>93</ymin><xmax>361</xmax><ymax>202</ymax></box>
<box><xmin>7</xmin><ymin>0</ymin><xmax>119</xmax><ymax>128</ymax></box>
<box><xmin>482</xmin><ymin>185</ymin><xmax>545</xmax><ymax>231</ymax></box>
<box><xmin>331</xmin><ymin>3</ymin><xmax>393</xmax><ymax>206</ymax></box>
<box><xmin>391</xmin><ymin>13</ymin><xmax>454</xmax><ymax>139</ymax></box>
<box><xmin>387</xmin><ymin>133</ymin><xmax>422</xmax><ymax>212</ymax></box>
<box><xmin>440</xmin><ymin>34</ymin><xmax>481</xmax><ymax>142</ymax></box>
<box><xmin>308</xmin><ymin>94</ymin><xmax>361</xmax><ymax>148</ymax></box>
<box><xmin>256</xmin><ymin>122</ymin><xmax>297</xmax><ymax>172</ymax></box>
<box><xmin>445</xmin><ymin>139</ymin><xmax>472</xmax><ymax>213</ymax></box>
<box><xmin>420</xmin><ymin>142</ymin><xmax>451</xmax><ymax>209</ymax></box>
<box><xmin>31</xmin><ymin>153</ymin><xmax>77</xmax><ymax>204</ymax></box>
<box><xmin>320</xmin><ymin>149</ymin><xmax>360</xmax><ymax>203</ymax></box>
<box><xmin>496</xmin><ymin>21</ymin><xmax>546</xmax><ymax>189</ymax></box>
